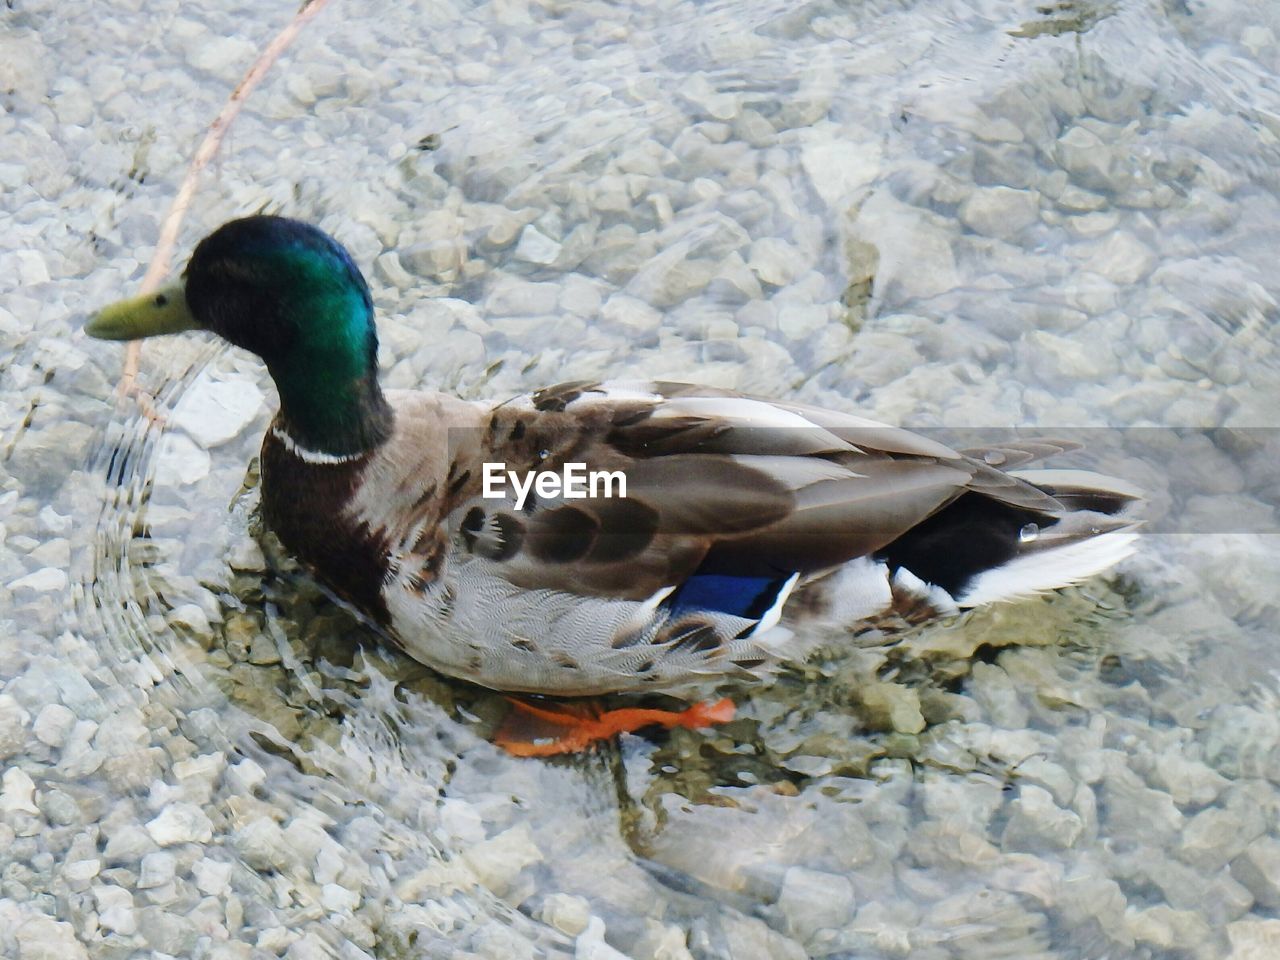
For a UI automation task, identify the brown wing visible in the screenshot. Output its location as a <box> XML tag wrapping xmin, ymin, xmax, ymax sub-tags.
<box><xmin>442</xmin><ymin>381</ymin><xmax>1062</xmax><ymax>600</ymax></box>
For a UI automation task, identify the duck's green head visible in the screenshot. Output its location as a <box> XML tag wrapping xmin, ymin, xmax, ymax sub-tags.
<box><xmin>88</xmin><ymin>215</ymin><xmax>392</xmax><ymax>456</ymax></box>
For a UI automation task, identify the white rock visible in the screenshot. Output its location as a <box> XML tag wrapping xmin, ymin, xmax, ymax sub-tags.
<box><xmin>574</xmin><ymin>917</ymin><xmax>630</xmax><ymax>960</ymax></box>
<box><xmin>93</xmin><ymin>884</ymin><xmax>137</xmax><ymax>936</ymax></box>
<box><xmin>461</xmin><ymin>823</ymin><xmax>542</xmax><ymax>892</ymax></box>
<box><xmin>235</xmin><ymin>817</ymin><xmax>297</xmax><ymax>872</ymax></box>
<box><xmin>193</xmin><ymin>857</ymin><xmax>234</xmax><ymax>897</ymax></box>
<box><xmin>0</xmin><ymin>768</ymin><xmax>37</xmax><ymax>818</ymax></box>
<box><xmin>187</xmin><ymin>36</ymin><xmax>257</xmax><ymax>77</ymax></box>
<box><xmin>28</xmin><ymin>538</ymin><xmax>68</xmax><ymax>569</ymax></box>
<box><xmin>559</xmin><ymin>275</ymin><xmax>603</xmax><ymax>317</ymax></box>
<box><xmin>777</xmin><ymin>866</ymin><xmax>856</xmax><ymax>940</ymax></box>
<box><xmin>138</xmin><ymin>851</ymin><xmax>176</xmax><ymax>888</ymax></box>
<box><xmin>15</xmin><ymin>915</ymin><xmax>88</xmax><ymax>960</ymax></box>
<box><xmin>102</xmin><ymin>822</ymin><xmax>155</xmax><ymax>862</ymax></box>
<box><xmin>226</xmin><ymin>757</ymin><xmax>267</xmax><ymax>793</ymax></box>
<box><xmin>680</xmin><ymin>73</ymin><xmax>739</xmax><ymax>120</ymax></box>
<box><xmin>1231</xmin><ymin>837</ymin><xmax>1280</xmax><ymax>908</ymax></box>
<box><xmin>854</xmin><ymin>192</ymin><xmax>958</xmax><ymax>301</ymax></box>
<box><xmin>1002</xmin><ymin>784</ymin><xmax>1084</xmax><ymax>850</ymax></box>
<box><xmin>1148</xmin><ymin>753</ymin><xmax>1229</xmax><ymax>807</ymax></box>
<box><xmin>8</xmin><ymin>568</ymin><xmax>67</xmax><ymax>593</ymax></box>
<box><xmin>1028</xmin><ymin>329</ymin><xmax>1118</xmax><ymax>381</ymax></box>
<box><xmin>375</xmin><ymin>250</ymin><xmax>415</xmax><ymax>290</ymax></box>
<box><xmin>626</xmin><ymin>251</ymin><xmax>717</xmax><ymax>307</ymax></box>
<box><xmin>1056</xmin><ymin>185</ymin><xmax>1107</xmax><ymax>212</ymax></box>
<box><xmin>1056</xmin><ymin>124</ymin><xmax>1113</xmax><ymax>186</ymax></box>
<box><xmin>711</xmin><ymin>251</ymin><xmax>764</xmax><ymax>301</ymax></box>
<box><xmin>172</xmin><ymin>377</ymin><xmax>265</xmax><ymax>448</ymax></box>
<box><xmin>540</xmin><ymin>893</ymin><xmax>591</xmax><ymax>936</ymax></box>
<box><xmin>631</xmin><ymin>920</ymin><xmax>695</xmax><ymax>960</ymax></box>
<box><xmin>801</xmin><ymin>130</ymin><xmax>882</xmax><ymax>207</ymax></box>
<box><xmin>514</xmin><ymin>225</ymin><xmax>562</xmax><ymax>265</ymax></box>
<box><xmin>32</xmin><ymin>704</ymin><xmax>75</xmax><ymax>748</ymax></box>
<box><xmin>1241</xmin><ymin>26</ymin><xmax>1276</xmax><ymax>56</ymax></box>
<box><xmin>959</xmin><ymin>186</ymin><xmax>1040</xmax><ymax>239</ymax></box>
<box><xmin>314</xmin><ymin>843</ymin><xmax>345</xmax><ymax>887</ymax></box>
<box><xmin>439</xmin><ymin>798</ymin><xmax>485</xmax><ymax>845</ymax></box>
<box><xmin>168</xmin><ymin>603</ymin><xmax>212</xmax><ymax>635</ymax></box>
<box><xmin>173</xmin><ymin>752</ymin><xmax>226</xmax><ymax>805</ymax></box>
<box><xmin>320</xmin><ymin>883</ymin><xmax>360</xmax><ymax>912</ymax></box>
<box><xmin>747</xmin><ymin>238</ymin><xmax>806</xmax><ymax>286</ymax></box>
<box><xmin>155</xmin><ymin>433</ymin><xmax>211</xmax><ymax>486</ymax></box>
<box><xmin>601</xmin><ymin>294</ymin><xmax>662</xmax><ymax>333</ymax></box>
<box><xmin>0</xmin><ymin>696</ymin><xmax>28</xmax><ymax>761</ymax></box>
<box><xmin>62</xmin><ymin>859</ymin><xmax>100</xmax><ymax>883</ymax></box>
<box><xmin>1227</xmin><ymin>919</ymin><xmax>1280</xmax><ymax>959</ymax></box>
<box><xmin>456</xmin><ymin>61</ymin><xmax>493</xmax><ymax>84</ymax></box>
<box><xmin>776</xmin><ymin>303</ymin><xmax>829</xmax><ymax>340</ymax></box>
<box><xmin>13</xmin><ymin>251</ymin><xmax>50</xmax><ymax>285</ymax></box>
<box><xmin>146</xmin><ymin>802</ymin><xmax>214</xmax><ymax>846</ymax></box>
<box><xmin>36</xmin><ymin>506</ymin><xmax>71</xmax><ymax>535</ymax></box>
<box><xmin>484</xmin><ymin>276</ymin><xmax>561</xmax><ymax>316</ymax></box>
<box><xmin>226</xmin><ymin>539</ymin><xmax>267</xmax><ymax>572</ymax></box>
<box><xmin>1081</xmin><ymin>230</ymin><xmax>1156</xmax><ymax>285</ymax></box>
<box><xmin>1180</xmin><ymin>800</ymin><xmax>1265</xmax><ymax>872</ymax></box>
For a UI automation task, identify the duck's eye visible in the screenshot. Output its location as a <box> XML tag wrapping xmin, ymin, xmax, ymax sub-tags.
<box><xmin>154</xmin><ymin>293</ymin><xmax>168</xmax><ymax>307</ymax></box>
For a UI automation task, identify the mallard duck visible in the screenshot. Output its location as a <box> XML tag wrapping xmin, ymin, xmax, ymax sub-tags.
<box><xmin>88</xmin><ymin>216</ymin><xmax>1140</xmax><ymax>749</ymax></box>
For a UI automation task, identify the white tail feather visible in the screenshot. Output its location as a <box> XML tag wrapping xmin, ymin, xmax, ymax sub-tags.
<box><xmin>1009</xmin><ymin>468</ymin><xmax>1146</xmax><ymax>501</ymax></box>
<box><xmin>955</xmin><ymin>530</ymin><xmax>1138</xmax><ymax>607</ymax></box>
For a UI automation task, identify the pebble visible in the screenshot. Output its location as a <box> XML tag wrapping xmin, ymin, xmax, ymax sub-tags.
<box><xmin>0</xmin><ymin>768</ymin><xmax>39</xmax><ymax>815</ymax></box>
<box><xmin>137</xmin><ymin>851</ymin><xmax>176</xmax><ymax>889</ymax></box>
<box><xmin>31</xmin><ymin>701</ymin><xmax>74</xmax><ymax>757</ymax></box>
<box><xmin>601</xmin><ymin>293</ymin><xmax>663</xmax><ymax>333</ymax></box>
<box><xmin>513</xmin><ymin>225</ymin><xmax>562</xmax><ymax>265</ymax></box>
<box><xmin>777</xmin><ymin>866</ymin><xmax>856</xmax><ymax>940</ymax></box>
<box><xmin>93</xmin><ymin>884</ymin><xmax>137</xmax><ymax>936</ymax></box>
<box><xmin>155</xmin><ymin>433</ymin><xmax>212</xmax><ymax>486</ymax></box>
<box><xmin>799</xmin><ymin>129</ymin><xmax>881</xmax><ymax>207</ymax></box>
<box><xmin>857</xmin><ymin>682</ymin><xmax>925</xmax><ymax>734</ymax></box>
<box><xmin>1241</xmin><ymin>25</ymin><xmax>1276</xmax><ymax>56</ymax></box>
<box><xmin>1227</xmin><ymin>919</ymin><xmax>1280</xmax><ymax>960</ymax></box>
<box><xmin>1002</xmin><ymin>785</ymin><xmax>1084</xmax><ymax>851</ymax></box>
<box><xmin>185</xmin><ymin>35</ymin><xmax>256</xmax><ymax>77</ymax></box>
<box><xmin>171</xmin><ymin>377</ymin><xmax>265</xmax><ymax>448</ymax></box>
<box><xmin>574</xmin><ymin>916</ymin><xmax>631</xmax><ymax>960</ymax></box>
<box><xmin>14</xmin><ymin>914</ymin><xmax>88</xmax><ymax>960</ymax></box>
<box><xmin>37</xmin><ymin>789</ymin><xmax>81</xmax><ymax>827</ymax></box>
<box><xmin>320</xmin><ymin>883</ymin><xmax>359</xmax><ymax>912</ymax></box>
<box><xmin>1231</xmin><ymin>838</ymin><xmax>1280</xmax><ymax>909</ymax></box>
<box><xmin>959</xmin><ymin>186</ymin><xmax>1041</xmax><ymax>239</ymax></box>
<box><xmin>0</xmin><ymin>696</ymin><xmax>31</xmax><ymax>760</ymax></box>
<box><xmin>234</xmin><ymin>817</ymin><xmax>297</xmax><ymax>873</ymax></box>
<box><xmin>1080</xmin><ymin>230</ymin><xmax>1156</xmax><ymax>285</ymax></box>
<box><xmin>461</xmin><ymin>824</ymin><xmax>542</xmax><ymax>893</ymax></box>
<box><xmin>540</xmin><ymin>892</ymin><xmax>591</xmax><ymax>936</ymax></box>
<box><xmin>747</xmin><ymin>237</ymin><xmax>807</xmax><ymax>286</ymax></box>
<box><xmin>7</xmin><ymin>568</ymin><xmax>68</xmax><ymax>594</ymax></box>
<box><xmin>483</xmin><ymin>275</ymin><xmax>561</xmax><ymax>316</ymax></box>
<box><xmin>103</xmin><ymin>824</ymin><xmax>155</xmax><ymax>863</ymax></box>
<box><xmin>193</xmin><ymin>857</ymin><xmax>233</xmax><ymax>897</ymax></box>
<box><xmin>145</xmin><ymin>803</ymin><xmax>213</xmax><ymax>846</ymax></box>
<box><xmin>62</xmin><ymin>858</ymin><xmax>99</xmax><ymax>884</ymax></box>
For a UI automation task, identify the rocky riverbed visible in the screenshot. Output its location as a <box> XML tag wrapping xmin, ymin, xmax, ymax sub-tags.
<box><xmin>2</xmin><ymin>0</ymin><xmax>1280</xmax><ymax>957</ymax></box>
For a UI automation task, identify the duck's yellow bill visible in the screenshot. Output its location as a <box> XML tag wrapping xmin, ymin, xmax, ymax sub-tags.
<box><xmin>85</xmin><ymin>283</ymin><xmax>198</xmax><ymax>340</ymax></box>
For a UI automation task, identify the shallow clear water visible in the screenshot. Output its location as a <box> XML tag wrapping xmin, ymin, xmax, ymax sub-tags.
<box><xmin>3</xmin><ymin>0</ymin><xmax>1280</xmax><ymax>957</ymax></box>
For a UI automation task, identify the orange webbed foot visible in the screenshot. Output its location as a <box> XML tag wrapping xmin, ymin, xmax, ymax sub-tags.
<box><xmin>494</xmin><ymin>697</ymin><xmax>736</xmax><ymax>757</ymax></box>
